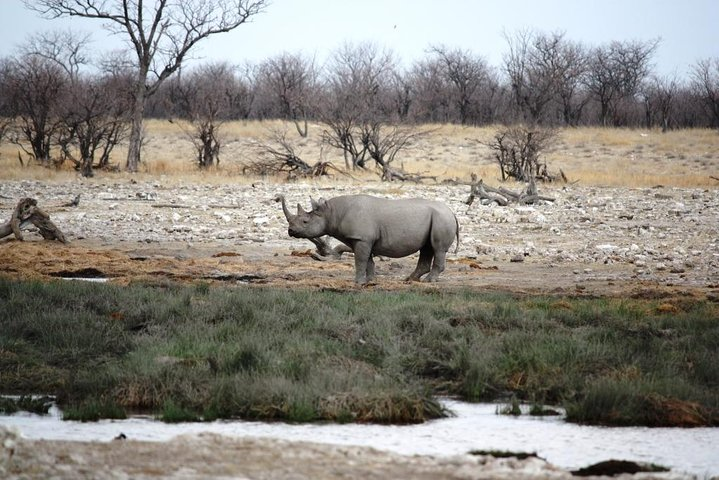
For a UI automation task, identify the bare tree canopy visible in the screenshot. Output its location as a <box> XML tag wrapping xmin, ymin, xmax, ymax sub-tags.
<box><xmin>584</xmin><ymin>39</ymin><xmax>660</xmax><ymax>126</ymax></box>
<box><xmin>428</xmin><ymin>45</ymin><xmax>491</xmax><ymax>125</ymax></box>
<box><xmin>503</xmin><ymin>29</ymin><xmax>588</xmax><ymax>125</ymax></box>
<box><xmin>24</xmin><ymin>0</ymin><xmax>268</xmax><ymax>172</ymax></box>
<box><xmin>256</xmin><ymin>52</ymin><xmax>318</xmax><ymax>137</ymax></box>
<box><xmin>691</xmin><ymin>58</ymin><xmax>719</xmax><ymax>128</ymax></box>
<box><xmin>20</xmin><ymin>29</ymin><xmax>92</xmax><ymax>82</ymax></box>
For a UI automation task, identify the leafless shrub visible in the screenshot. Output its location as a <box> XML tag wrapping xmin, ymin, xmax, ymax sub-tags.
<box><xmin>168</xmin><ymin>63</ymin><xmax>244</xmax><ymax>168</ymax></box>
<box><xmin>484</xmin><ymin>125</ymin><xmax>560</xmax><ymax>182</ymax></box>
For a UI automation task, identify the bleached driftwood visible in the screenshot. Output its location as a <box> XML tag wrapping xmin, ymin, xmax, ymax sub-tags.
<box><xmin>0</xmin><ymin>198</ymin><xmax>68</xmax><ymax>243</ymax></box>
<box><xmin>465</xmin><ymin>174</ymin><xmax>555</xmax><ymax>207</ymax></box>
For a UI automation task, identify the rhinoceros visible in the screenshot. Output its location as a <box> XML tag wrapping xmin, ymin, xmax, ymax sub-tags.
<box><xmin>276</xmin><ymin>194</ymin><xmax>459</xmax><ymax>284</ymax></box>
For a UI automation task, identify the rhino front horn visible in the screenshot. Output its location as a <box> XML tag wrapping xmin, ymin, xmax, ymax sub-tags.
<box><xmin>275</xmin><ymin>194</ymin><xmax>295</xmax><ymax>221</ymax></box>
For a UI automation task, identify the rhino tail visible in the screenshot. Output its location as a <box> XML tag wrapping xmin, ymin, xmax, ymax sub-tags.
<box><xmin>454</xmin><ymin>215</ymin><xmax>460</xmax><ymax>254</ymax></box>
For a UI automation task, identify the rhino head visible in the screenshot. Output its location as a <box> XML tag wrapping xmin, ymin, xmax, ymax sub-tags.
<box><xmin>275</xmin><ymin>194</ymin><xmax>329</xmax><ymax>238</ymax></box>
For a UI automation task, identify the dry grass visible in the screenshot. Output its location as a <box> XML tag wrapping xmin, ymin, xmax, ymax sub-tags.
<box><xmin>1</xmin><ymin>121</ymin><xmax>717</xmax><ymax>187</ymax></box>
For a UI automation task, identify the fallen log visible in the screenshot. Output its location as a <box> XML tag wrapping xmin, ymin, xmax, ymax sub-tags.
<box><xmin>465</xmin><ymin>174</ymin><xmax>555</xmax><ymax>207</ymax></box>
<box><xmin>309</xmin><ymin>236</ymin><xmax>353</xmax><ymax>262</ymax></box>
<box><xmin>0</xmin><ymin>198</ymin><xmax>68</xmax><ymax>243</ymax></box>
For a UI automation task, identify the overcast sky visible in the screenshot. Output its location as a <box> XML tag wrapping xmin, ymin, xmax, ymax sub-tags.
<box><xmin>1</xmin><ymin>0</ymin><xmax>717</xmax><ymax>78</ymax></box>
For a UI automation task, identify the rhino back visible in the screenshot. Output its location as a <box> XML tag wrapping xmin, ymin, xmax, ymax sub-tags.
<box><xmin>327</xmin><ymin>195</ymin><xmax>455</xmax><ymax>257</ymax></box>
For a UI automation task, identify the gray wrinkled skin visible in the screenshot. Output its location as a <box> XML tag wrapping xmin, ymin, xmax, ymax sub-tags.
<box><xmin>277</xmin><ymin>194</ymin><xmax>459</xmax><ymax>284</ymax></box>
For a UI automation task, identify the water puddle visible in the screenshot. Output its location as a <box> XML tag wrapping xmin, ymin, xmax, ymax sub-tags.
<box><xmin>2</xmin><ymin>399</ymin><xmax>717</xmax><ymax>477</ymax></box>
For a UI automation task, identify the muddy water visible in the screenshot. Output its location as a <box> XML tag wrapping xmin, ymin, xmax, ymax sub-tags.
<box><xmin>2</xmin><ymin>400</ymin><xmax>717</xmax><ymax>477</ymax></box>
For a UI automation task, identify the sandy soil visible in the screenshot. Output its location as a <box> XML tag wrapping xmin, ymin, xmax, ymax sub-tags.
<box><xmin>1</xmin><ymin>427</ymin><xmax>692</xmax><ymax>480</ymax></box>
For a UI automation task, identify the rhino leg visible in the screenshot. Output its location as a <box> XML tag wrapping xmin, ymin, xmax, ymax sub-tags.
<box><xmin>407</xmin><ymin>246</ymin><xmax>433</xmax><ymax>281</ymax></box>
<box><xmin>353</xmin><ymin>241</ymin><xmax>373</xmax><ymax>285</ymax></box>
<box><xmin>425</xmin><ymin>249</ymin><xmax>447</xmax><ymax>282</ymax></box>
<box><xmin>366</xmin><ymin>256</ymin><xmax>376</xmax><ymax>282</ymax></box>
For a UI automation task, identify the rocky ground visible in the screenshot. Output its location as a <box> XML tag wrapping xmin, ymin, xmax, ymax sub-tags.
<box><xmin>1</xmin><ymin>178</ymin><xmax>717</xmax><ymax>479</ymax></box>
<box><xmin>1</xmin><ymin>178</ymin><xmax>717</xmax><ymax>299</ymax></box>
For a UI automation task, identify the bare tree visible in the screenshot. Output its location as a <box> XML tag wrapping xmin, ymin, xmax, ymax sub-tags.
<box><xmin>691</xmin><ymin>58</ymin><xmax>719</xmax><ymax>128</ymax></box>
<box><xmin>407</xmin><ymin>56</ymin><xmax>452</xmax><ymax>123</ymax></box>
<box><xmin>4</xmin><ymin>54</ymin><xmax>68</xmax><ymax>164</ymax></box>
<box><xmin>59</xmin><ymin>74</ymin><xmax>132</xmax><ymax>176</ymax></box>
<box><xmin>428</xmin><ymin>45</ymin><xmax>490</xmax><ymax>125</ymax></box>
<box><xmin>503</xmin><ymin>30</ymin><xmax>589</xmax><ymax>125</ymax></box>
<box><xmin>256</xmin><ymin>52</ymin><xmax>318</xmax><ymax>137</ymax></box>
<box><xmin>0</xmin><ymin>59</ymin><xmax>14</xmax><ymax>147</ymax></box>
<box><xmin>554</xmin><ymin>38</ymin><xmax>589</xmax><ymax>126</ymax></box>
<box><xmin>584</xmin><ymin>39</ymin><xmax>659</xmax><ymax>126</ymax></box>
<box><xmin>25</xmin><ymin>0</ymin><xmax>268</xmax><ymax>172</ymax></box>
<box><xmin>168</xmin><ymin>62</ymin><xmax>241</xmax><ymax>168</ymax></box>
<box><xmin>320</xmin><ymin>42</ymin><xmax>396</xmax><ymax>170</ymax></box>
<box><xmin>641</xmin><ymin>74</ymin><xmax>678</xmax><ymax>132</ymax></box>
<box><xmin>389</xmin><ymin>69</ymin><xmax>413</xmax><ymax>121</ymax></box>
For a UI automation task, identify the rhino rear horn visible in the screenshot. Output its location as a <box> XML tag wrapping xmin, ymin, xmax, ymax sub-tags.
<box><xmin>296</xmin><ymin>203</ymin><xmax>307</xmax><ymax>215</ymax></box>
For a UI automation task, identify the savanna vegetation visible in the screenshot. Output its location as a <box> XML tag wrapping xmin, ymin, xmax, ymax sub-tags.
<box><xmin>1</xmin><ymin>277</ymin><xmax>717</xmax><ymax>427</ymax></box>
<box><xmin>1</xmin><ymin>2</ymin><xmax>718</xmax><ymax>178</ymax></box>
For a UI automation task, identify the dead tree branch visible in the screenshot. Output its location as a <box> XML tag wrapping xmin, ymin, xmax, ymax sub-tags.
<box><xmin>0</xmin><ymin>197</ymin><xmax>68</xmax><ymax>242</ymax></box>
<box><xmin>465</xmin><ymin>174</ymin><xmax>555</xmax><ymax>207</ymax></box>
<box><xmin>249</xmin><ymin>128</ymin><xmax>351</xmax><ymax>180</ymax></box>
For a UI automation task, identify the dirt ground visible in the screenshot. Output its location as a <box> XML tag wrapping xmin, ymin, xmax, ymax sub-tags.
<box><xmin>1</xmin><ymin>178</ymin><xmax>717</xmax><ymax>301</ymax></box>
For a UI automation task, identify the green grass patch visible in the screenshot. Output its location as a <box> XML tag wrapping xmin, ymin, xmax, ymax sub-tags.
<box><xmin>62</xmin><ymin>399</ymin><xmax>127</xmax><ymax>422</ymax></box>
<box><xmin>159</xmin><ymin>399</ymin><xmax>201</xmax><ymax>423</ymax></box>
<box><xmin>1</xmin><ymin>277</ymin><xmax>718</xmax><ymax>426</ymax></box>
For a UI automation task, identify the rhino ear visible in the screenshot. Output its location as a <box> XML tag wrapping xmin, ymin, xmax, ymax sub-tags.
<box><xmin>316</xmin><ymin>197</ymin><xmax>328</xmax><ymax>211</ymax></box>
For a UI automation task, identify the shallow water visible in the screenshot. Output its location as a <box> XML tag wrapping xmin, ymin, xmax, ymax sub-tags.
<box><xmin>2</xmin><ymin>400</ymin><xmax>718</xmax><ymax>477</ymax></box>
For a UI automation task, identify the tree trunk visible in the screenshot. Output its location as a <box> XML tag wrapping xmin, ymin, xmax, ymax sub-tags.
<box><xmin>126</xmin><ymin>79</ymin><xmax>147</xmax><ymax>173</ymax></box>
